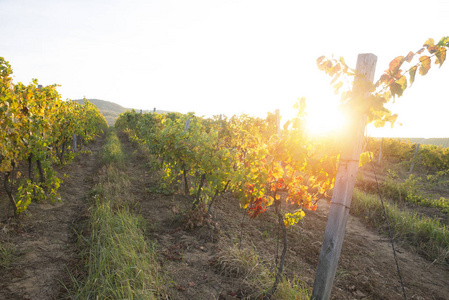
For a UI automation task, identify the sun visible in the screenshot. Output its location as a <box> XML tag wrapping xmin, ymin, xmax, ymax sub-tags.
<box><xmin>304</xmin><ymin>101</ymin><xmax>345</xmax><ymax>136</ymax></box>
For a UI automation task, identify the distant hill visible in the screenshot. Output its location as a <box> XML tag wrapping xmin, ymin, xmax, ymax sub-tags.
<box><xmin>74</xmin><ymin>99</ymin><xmax>127</xmax><ymax>126</ymax></box>
<box><xmin>73</xmin><ymin>99</ymin><xmax>170</xmax><ymax>126</ymax></box>
<box><xmin>371</xmin><ymin>137</ymin><xmax>449</xmax><ymax>148</ymax></box>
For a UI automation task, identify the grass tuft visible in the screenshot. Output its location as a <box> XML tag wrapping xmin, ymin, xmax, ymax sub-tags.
<box><xmin>0</xmin><ymin>242</ymin><xmax>15</xmax><ymax>268</ymax></box>
<box><xmin>215</xmin><ymin>244</ymin><xmax>310</xmax><ymax>299</ymax></box>
<box><xmin>100</xmin><ymin>129</ymin><xmax>125</xmax><ymax>166</ymax></box>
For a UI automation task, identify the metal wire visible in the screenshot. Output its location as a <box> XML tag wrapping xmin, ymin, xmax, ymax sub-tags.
<box><xmin>367</xmin><ymin>142</ymin><xmax>407</xmax><ymax>300</ymax></box>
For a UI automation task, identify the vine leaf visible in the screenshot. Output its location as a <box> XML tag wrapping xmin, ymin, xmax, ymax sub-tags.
<box><xmin>438</xmin><ymin>36</ymin><xmax>449</xmax><ymax>46</ymax></box>
<box><xmin>424</xmin><ymin>38</ymin><xmax>435</xmax><ymax>48</ymax></box>
<box><xmin>419</xmin><ymin>56</ymin><xmax>431</xmax><ymax>75</ymax></box>
<box><xmin>435</xmin><ymin>48</ymin><xmax>446</xmax><ymax>67</ymax></box>
<box><xmin>409</xmin><ymin>65</ymin><xmax>418</xmax><ymax>85</ymax></box>
<box><xmin>417</xmin><ymin>48</ymin><xmax>425</xmax><ymax>55</ymax></box>
<box><xmin>388</xmin><ymin>56</ymin><xmax>404</xmax><ymax>75</ymax></box>
<box><xmin>405</xmin><ymin>51</ymin><xmax>414</xmax><ymax>63</ymax></box>
<box><xmin>390</xmin><ymin>76</ymin><xmax>407</xmax><ymax>98</ymax></box>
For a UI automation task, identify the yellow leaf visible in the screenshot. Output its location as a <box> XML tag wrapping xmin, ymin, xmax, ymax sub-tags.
<box><xmin>419</xmin><ymin>56</ymin><xmax>431</xmax><ymax>75</ymax></box>
<box><xmin>423</xmin><ymin>38</ymin><xmax>435</xmax><ymax>48</ymax></box>
<box><xmin>359</xmin><ymin>151</ymin><xmax>373</xmax><ymax>167</ymax></box>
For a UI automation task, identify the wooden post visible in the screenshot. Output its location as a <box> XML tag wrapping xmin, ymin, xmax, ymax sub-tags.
<box><xmin>378</xmin><ymin>137</ymin><xmax>383</xmax><ymax>165</ymax></box>
<box><xmin>312</xmin><ymin>53</ymin><xmax>377</xmax><ymax>300</ymax></box>
<box><xmin>409</xmin><ymin>143</ymin><xmax>420</xmax><ymax>174</ymax></box>
<box><xmin>184</xmin><ymin>117</ymin><xmax>191</xmax><ymax>131</ymax></box>
<box><xmin>72</xmin><ymin>134</ymin><xmax>77</xmax><ymax>152</ymax></box>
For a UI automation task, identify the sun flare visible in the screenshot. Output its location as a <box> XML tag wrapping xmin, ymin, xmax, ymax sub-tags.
<box><xmin>304</xmin><ymin>103</ymin><xmax>345</xmax><ymax>136</ymax></box>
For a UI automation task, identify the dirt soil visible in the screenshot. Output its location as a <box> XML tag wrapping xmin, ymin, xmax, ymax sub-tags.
<box><xmin>1</xmin><ymin>132</ymin><xmax>449</xmax><ymax>300</ymax></box>
<box><xmin>0</xmin><ymin>136</ymin><xmax>104</xmax><ymax>300</ymax></box>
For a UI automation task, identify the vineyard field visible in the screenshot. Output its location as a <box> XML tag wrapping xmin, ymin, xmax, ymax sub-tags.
<box><xmin>2</xmin><ymin>35</ymin><xmax>449</xmax><ymax>298</ymax></box>
<box><xmin>407</xmin><ymin>137</ymin><xmax>449</xmax><ymax>148</ymax></box>
<box><xmin>1</xmin><ymin>120</ymin><xmax>449</xmax><ymax>299</ymax></box>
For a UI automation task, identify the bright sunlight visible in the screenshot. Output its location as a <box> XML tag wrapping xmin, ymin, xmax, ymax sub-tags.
<box><xmin>304</xmin><ymin>101</ymin><xmax>345</xmax><ymax>136</ymax></box>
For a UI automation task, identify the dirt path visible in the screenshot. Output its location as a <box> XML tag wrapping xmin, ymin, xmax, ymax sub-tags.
<box><xmin>0</xmin><ymin>136</ymin><xmax>104</xmax><ymax>300</ymax></box>
<box><xmin>118</xmin><ymin>133</ymin><xmax>449</xmax><ymax>300</ymax></box>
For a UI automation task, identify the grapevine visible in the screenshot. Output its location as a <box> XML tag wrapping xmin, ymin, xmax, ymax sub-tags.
<box><xmin>1</xmin><ymin>57</ymin><xmax>108</xmax><ymax>217</ymax></box>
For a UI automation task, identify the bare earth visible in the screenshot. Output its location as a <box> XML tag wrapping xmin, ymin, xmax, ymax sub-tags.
<box><xmin>1</xmin><ymin>133</ymin><xmax>448</xmax><ymax>300</ymax></box>
<box><xmin>0</xmin><ymin>136</ymin><xmax>104</xmax><ymax>300</ymax></box>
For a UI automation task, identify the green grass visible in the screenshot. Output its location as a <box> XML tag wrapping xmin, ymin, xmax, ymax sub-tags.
<box><xmin>0</xmin><ymin>242</ymin><xmax>15</xmax><ymax>268</ymax></box>
<box><xmin>71</xmin><ymin>129</ymin><xmax>166</xmax><ymax>299</ymax></box>
<box><xmin>351</xmin><ymin>189</ymin><xmax>449</xmax><ymax>264</ymax></box>
<box><xmin>100</xmin><ymin>129</ymin><xmax>125</xmax><ymax>166</ymax></box>
<box><xmin>380</xmin><ymin>173</ymin><xmax>449</xmax><ymax>214</ymax></box>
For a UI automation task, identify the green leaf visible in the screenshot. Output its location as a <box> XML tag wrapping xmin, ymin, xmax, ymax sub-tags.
<box><xmin>437</xmin><ymin>36</ymin><xmax>449</xmax><ymax>47</ymax></box>
<box><xmin>419</xmin><ymin>56</ymin><xmax>431</xmax><ymax>75</ymax></box>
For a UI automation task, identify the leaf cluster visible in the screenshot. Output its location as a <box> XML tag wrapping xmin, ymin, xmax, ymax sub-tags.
<box><xmin>316</xmin><ymin>37</ymin><xmax>448</xmax><ymax>128</ymax></box>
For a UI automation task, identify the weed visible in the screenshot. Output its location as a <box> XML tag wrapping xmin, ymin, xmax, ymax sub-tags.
<box><xmin>0</xmin><ymin>242</ymin><xmax>15</xmax><ymax>268</ymax></box>
<box><xmin>214</xmin><ymin>243</ymin><xmax>311</xmax><ymax>299</ymax></box>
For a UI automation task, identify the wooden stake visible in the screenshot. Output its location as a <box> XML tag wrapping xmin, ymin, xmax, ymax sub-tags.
<box><xmin>409</xmin><ymin>143</ymin><xmax>420</xmax><ymax>174</ymax></box>
<box><xmin>312</xmin><ymin>53</ymin><xmax>377</xmax><ymax>300</ymax></box>
<box><xmin>378</xmin><ymin>137</ymin><xmax>383</xmax><ymax>165</ymax></box>
<box><xmin>73</xmin><ymin>134</ymin><xmax>77</xmax><ymax>152</ymax></box>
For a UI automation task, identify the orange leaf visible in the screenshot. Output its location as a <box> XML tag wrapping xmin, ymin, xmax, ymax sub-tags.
<box><xmin>388</xmin><ymin>56</ymin><xmax>404</xmax><ymax>75</ymax></box>
<box><xmin>317</xmin><ymin>56</ymin><xmax>325</xmax><ymax>64</ymax></box>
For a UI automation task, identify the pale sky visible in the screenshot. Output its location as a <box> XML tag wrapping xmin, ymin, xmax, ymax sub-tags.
<box><xmin>1</xmin><ymin>0</ymin><xmax>448</xmax><ymax>137</ymax></box>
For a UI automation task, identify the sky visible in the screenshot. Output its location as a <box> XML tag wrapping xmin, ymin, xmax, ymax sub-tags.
<box><xmin>1</xmin><ymin>0</ymin><xmax>448</xmax><ymax>138</ymax></box>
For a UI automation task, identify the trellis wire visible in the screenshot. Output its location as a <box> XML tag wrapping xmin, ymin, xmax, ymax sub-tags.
<box><xmin>367</xmin><ymin>141</ymin><xmax>407</xmax><ymax>300</ymax></box>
